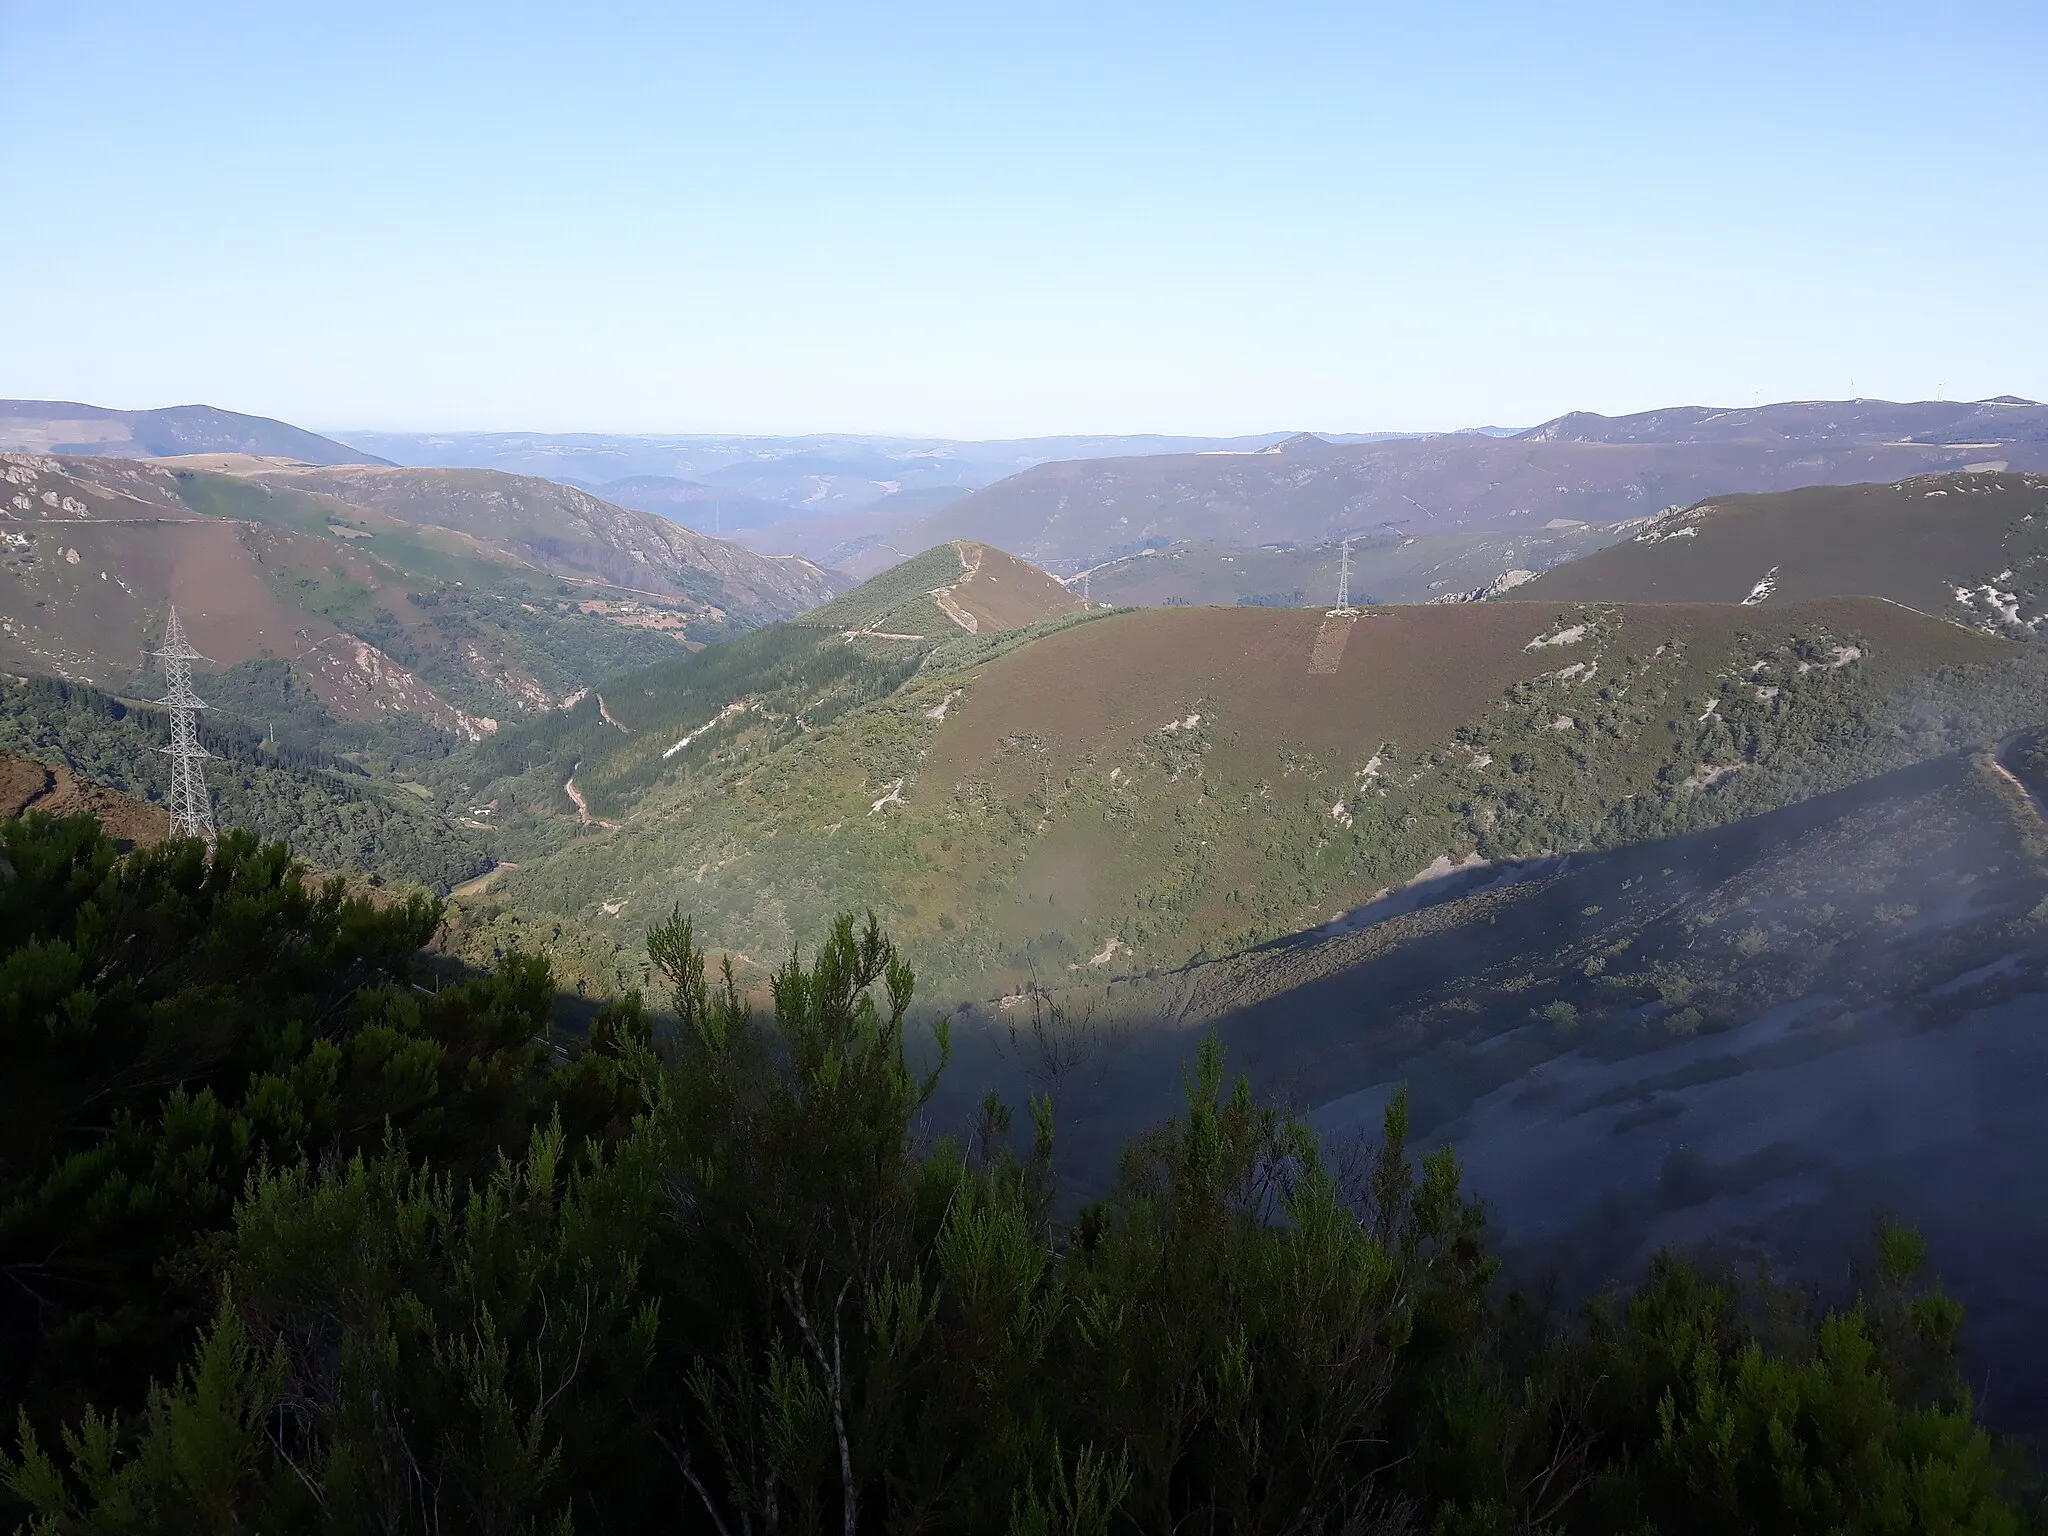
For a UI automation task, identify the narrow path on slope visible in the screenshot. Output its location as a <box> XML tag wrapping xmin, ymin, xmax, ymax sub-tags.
<box><xmin>564</xmin><ymin>775</ymin><xmax>592</xmax><ymax>824</ymax></box>
<box><xmin>1993</xmin><ymin>731</ymin><xmax>2048</xmax><ymax>825</ymax></box>
<box><xmin>929</xmin><ymin>540</ymin><xmax>985</xmax><ymax>633</ymax></box>
<box><xmin>562</xmin><ymin>771</ymin><xmax>619</xmax><ymax>829</ymax></box>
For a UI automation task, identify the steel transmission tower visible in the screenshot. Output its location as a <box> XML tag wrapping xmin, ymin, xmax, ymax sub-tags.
<box><xmin>152</xmin><ymin>607</ymin><xmax>216</xmax><ymax>845</ymax></box>
<box><xmin>1334</xmin><ymin>535</ymin><xmax>1354</xmax><ymax>612</ymax></box>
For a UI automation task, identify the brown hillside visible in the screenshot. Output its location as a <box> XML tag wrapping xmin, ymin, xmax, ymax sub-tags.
<box><xmin>0</xmin><ymin>751</ymin><xmax>169</xmax><ymax>847</ymax></box>
<box><xmin>1517</xmin><ymin>471</ymin><xmax>2048</xmax><ymax>628</ymax></box>
<box><xmin>924</xmin><ymin>597</ymin><xmax>1997</xmax><ymax>787</ymax></box>
<box><xmin>941</xmin><ymin>542</ymin><xmax>1087</xmax><ymax>631</ymax></box>
<box><xmin>0</xmin><ymin>457</ymin><xmax>497</xmax><ymax>736</ymax></box>
<box><xmin>207</xmin><ymin>461</ymin><xmax>837</xmax><ymax>617</ymax></box>
<box><xmin>492</xmin><ymin>589</ymin><xmax>2009</xmax><ymax>1005</ymax></box>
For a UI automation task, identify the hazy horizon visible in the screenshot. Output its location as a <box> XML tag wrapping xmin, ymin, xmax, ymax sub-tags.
<box><xmin>4</xmin><ymin>1</ymin><xmax>2044</xmax><ymax>436</ymax></box>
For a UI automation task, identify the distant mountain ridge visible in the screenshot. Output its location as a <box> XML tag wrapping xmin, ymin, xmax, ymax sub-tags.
<box><xmin>1522</xmin><ymin>396</ymin><xmax>2048</xmax><ymax>447</ymax></box>
<box><xmin>0</xmin><ymin>400</ymin><xmax>388</xmax><ymax>467</ymax></box>
<box><xmin>588</xmin><ymin>475</ymin><xmax>792</xmax><ymax>532</ymax></box>
<box><xmin>893</xmin><ymin>396</ymin><xmax>2048</xmax><ymax>573</ymax></box>
<box><xmin>335</xmin><ymin>428</ymin><xmax>1424</xmax><ymax>520</ymax></box>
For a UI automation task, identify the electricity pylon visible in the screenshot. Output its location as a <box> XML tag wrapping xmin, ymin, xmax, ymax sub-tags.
<box><xmin>152</xmin><ymin>606</ymin><xmax>215</xmax><ymax>845</ymax></box>
<box><xmin>1334</xmin><ymin>535</ymin><xmax>1354</xmax><ymax>613</ymax></box>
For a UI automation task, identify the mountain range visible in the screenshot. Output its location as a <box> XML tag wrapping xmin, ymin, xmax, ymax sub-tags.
<box><xmin>19</xmin><ymin>394</ymin><xmax>2046</xmax><ymax>607</ymax></box>
<box><xmin>0</xmin><ymin>449</ymin><xmax>835</xmax><ymax>744</ymax></box>
<box><xmin>856</xmin><ymin>399</ymin><xmax>2048</xmax><ymax>577</ymax></box>
<box><xmin>0</xmin><ymin>399</ymin><xmax>386</xmax><ymax>466</ymax></box>
<box><xmin>9</xmin><ymin>424</ymin><xmax>2048</xmax><ymax>1425</ymax></box>
<box><xmin>328</xmin><ymin>428</ymin><xmax>1425</xmax><ymax>521</ymax></box>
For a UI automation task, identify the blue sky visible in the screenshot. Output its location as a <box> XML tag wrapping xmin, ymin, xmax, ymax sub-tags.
<box><xmin>3</xmin><ymin>2</ymin><xmax>2043</xmax><ymax>436</ymax></box>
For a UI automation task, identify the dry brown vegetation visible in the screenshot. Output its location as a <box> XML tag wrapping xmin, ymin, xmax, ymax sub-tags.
<box><xmin>1519</xmin><ymin>470</ymin><xmax>2048</xmax><ymax>624</ymax></box>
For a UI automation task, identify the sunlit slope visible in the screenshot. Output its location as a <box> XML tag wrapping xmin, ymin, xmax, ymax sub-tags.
<box><xmin>1518</xmin><ymin>471</ymin><xmax>2048</xmax><ymax>631</ymax></box>
<box><xmin>796</xmin><ymin>541</ymin><xmax>1084</xmax><ymax>636</ymax></box>
<box><xmin>474</xmin><ymin>543</ymin><xmax>1083</xmax><ymax>817</ymax></box>
<box><xmin>179</xmin><ymin>458</ymin><xmax>838</xmax><ymax>619</ymax></box>
<box><xmin>0</xmin><ymin>453</ymin><xmax>788</xmax><ymax>738</ymax></box>
<box><xmin>476</xmin><ymin>596</ymin><xmax>2009</xmax><ymax>994</ymax></box>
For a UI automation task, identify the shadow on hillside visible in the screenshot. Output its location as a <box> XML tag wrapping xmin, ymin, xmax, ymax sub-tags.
<box><xmin>938</xmin><ymin>745</ymin><xmax>2048</xmax><ymax>1430</ymax></box>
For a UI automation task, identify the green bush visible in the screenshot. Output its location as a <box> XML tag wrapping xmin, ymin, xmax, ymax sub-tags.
<box><xmin>0</xmin><ymin>816</ymin><xmax>2028</xmax><ymax>1532</ymax></box>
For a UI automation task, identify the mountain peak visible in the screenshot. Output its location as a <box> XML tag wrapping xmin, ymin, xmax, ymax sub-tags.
<box><xmin>1272</xmin><ymin>432</ymin><xmax>1332</xmax><ymax>453</ymax></box>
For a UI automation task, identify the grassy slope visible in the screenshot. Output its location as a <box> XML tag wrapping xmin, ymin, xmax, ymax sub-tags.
<box><xmin>797</xmin><ymin>541</ymin><xmax>1086</xmax><ymax>636</ymax></box>
<box><xmin>795</xmin><ymin>544</ymin><xmax>970</xmax><ymax>635</ymax></box>
<box><xmin>474</xmin><ymin>595</ymin><xmax>2022</xmax><ymax>998</ymax></box>
<box><xmin>472</xmin><ymin>622</ymin><xmax>937</xmax><ymax>820</ymax></box>
<box><xmin>1517</xmin><ymin>470</ymin><xmax>2048</xmax><ymax>626</ymax></box>
<box><xmin>937</xmin><ymin>543</ymin><xmax>1089</xmax><ymax>630</ymax></box>
<box><xmin>461</xmin><ymin>543</ymin><xmax>1088</xmax><ymax>828</ymax></box>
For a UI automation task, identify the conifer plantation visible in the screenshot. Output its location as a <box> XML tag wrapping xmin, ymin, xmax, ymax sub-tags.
<box><xmin>0</xmin><ymin>815</ymin><xmax>2030</xmax><ymax>1533</ymax></box>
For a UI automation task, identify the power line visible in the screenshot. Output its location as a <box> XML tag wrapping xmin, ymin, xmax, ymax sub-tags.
<box><xmin>151</xmin><ymin>606</ymin><xmax>215</xmax><ymax>846</ymax></box>
<box><xmin>1335</xmin><ymin>535</ymin><xmax>1353</xmax><ymax>613</ymax></box>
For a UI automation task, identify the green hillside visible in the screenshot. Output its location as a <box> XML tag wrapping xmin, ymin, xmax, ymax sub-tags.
<box><xmin>472</xmin><ymin>620</ymin><xmax>940</xmax><ymax>821</ymax></box>
<box><xmin>469</xmin><ymin>544</ymin><xmax>1092</xmax><ymax>829</ymax></box>
<box><xmin>795</xmin><ymin>539</ymin><xmax>1086</xmax><ymax>636</ymax></box>
<box><xmin>0</xmin><ymin>673</ymin><xmax>491</xmax><ymax>891</ymax></box>
<box><xmin>790</xmin><ymin>541</ymin><xmax>971</xmax><ymax>633</ymax></box>
<box><xmin>458</xmin><ymin>590</ymin><xmax>2036</xmax><ymax>999</ymax></box>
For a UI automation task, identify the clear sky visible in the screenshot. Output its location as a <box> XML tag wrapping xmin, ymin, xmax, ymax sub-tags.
<box><xmin>3</xmin><ymin>1</ymin><xmax>2044</xmax><ymax>437</ymax></box>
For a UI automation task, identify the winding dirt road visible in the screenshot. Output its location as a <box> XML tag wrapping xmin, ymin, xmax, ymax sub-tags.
<box><xmin>563</xmin><ymin>773</ymin><xmax>617</xmax><ymax>828</ymax></box>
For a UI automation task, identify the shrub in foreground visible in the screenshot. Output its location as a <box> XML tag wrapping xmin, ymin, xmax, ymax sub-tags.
<box><xmin>0</xmin><ymin>815</ymin><xmax>2028</xmax><ymax>1532</ymax></box>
